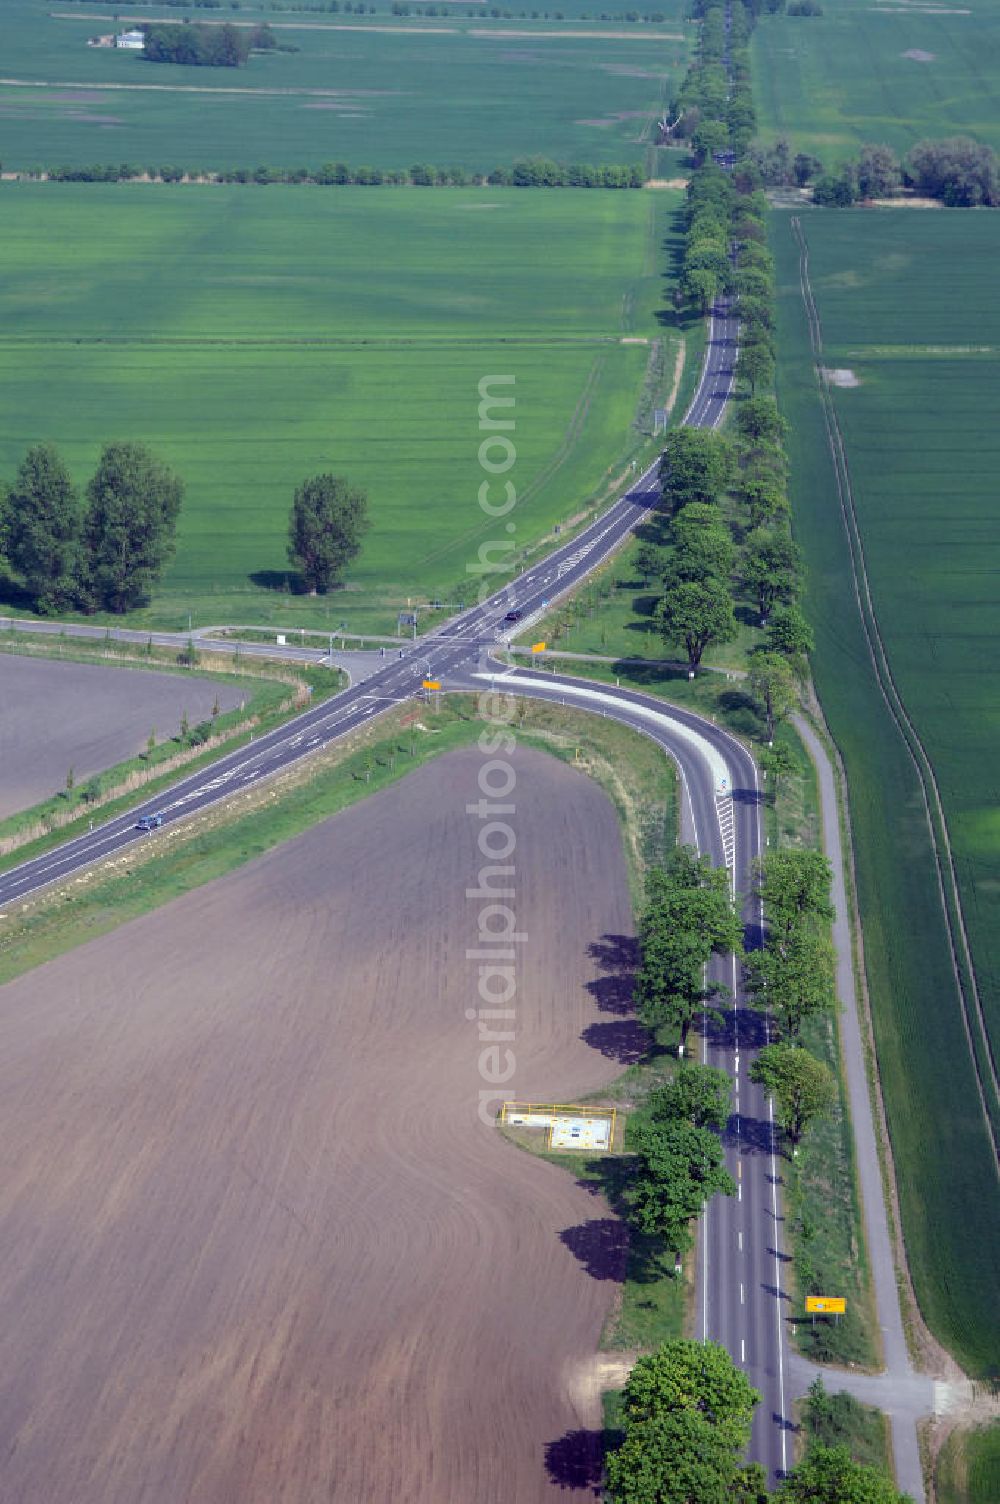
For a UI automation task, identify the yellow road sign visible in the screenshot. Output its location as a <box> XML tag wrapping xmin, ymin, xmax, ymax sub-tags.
<box><xmin>531</xmin><ymin>641</ymin><xmax>546</xmax><ymax>654</ymax></box>
<box><xmin>422</xmin><ymin>679</ymin><xmax>441</xmax><ymax>691</ymax></box>
<box><xmin>805</xmin><ymin>1296</ymin><xmax>846</xmax><ymax>1315</ymax></box>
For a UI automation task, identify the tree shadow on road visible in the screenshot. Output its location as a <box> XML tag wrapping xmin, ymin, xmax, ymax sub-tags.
<box><xmin>698</xmin><ymin>1003</ymin><xmax>769</xmax><ymax>1054</ymax></box>
<box><xmin>723</xmin><ymin>1110</ymin><xmax>780</xmax><ymax>1159</ymax></box>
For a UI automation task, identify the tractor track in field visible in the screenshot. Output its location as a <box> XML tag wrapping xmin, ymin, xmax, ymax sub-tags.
<box><xmin>791</xmin><ymin>213</ymin><xmax>1000</xmax><ymax>1163</ymax></box>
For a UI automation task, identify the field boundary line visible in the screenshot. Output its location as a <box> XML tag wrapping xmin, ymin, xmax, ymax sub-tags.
<box><xmin>790</xmin><ymin>214</ymin><xmax>1000</xmax><ymax>1162</ymax></box>
<box><xmin>0</xmin><ymin>335</ymin><xmax>619</xmax><ymax>350</ymax></box>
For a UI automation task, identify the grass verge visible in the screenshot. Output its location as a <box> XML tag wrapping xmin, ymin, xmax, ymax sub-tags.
<box><xmin>798</xmin><ymin>1378</ymin><xmax>892</xmax><ymax>1475</ymax></box>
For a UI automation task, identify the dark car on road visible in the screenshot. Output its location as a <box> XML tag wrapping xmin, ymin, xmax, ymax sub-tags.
<box><xmin>136</xmin><ymin>813</ymin><xmax>163</xmax><ymax>831</ymax></box>
<box><xmin>504</xmin><ymin>609</ymin><xmax>523</xmax><ymax>624</ymax></box>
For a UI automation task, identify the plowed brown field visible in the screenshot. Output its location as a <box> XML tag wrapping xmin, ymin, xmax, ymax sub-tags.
<box><xmin>0</xmin><ymin>745</ymin><xmax>635</xmax><ymax>1502</ymax></box>
<box><xmin>0</xmin><ymin>655</ymin><xmax>245</xmax><ymax>820</ymax></box>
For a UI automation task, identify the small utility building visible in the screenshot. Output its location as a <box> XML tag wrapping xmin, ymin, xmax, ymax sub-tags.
<box><xmin>115</xmin><ymin>29</ymin><xmax>145</xmax><ymax>50</ymax></box>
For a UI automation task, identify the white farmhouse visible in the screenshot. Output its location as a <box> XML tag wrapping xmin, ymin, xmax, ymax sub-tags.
<box><xmin>115</xmin><ymin>29</ymin><xmax>145</xmax><ymax>50</ymax></box>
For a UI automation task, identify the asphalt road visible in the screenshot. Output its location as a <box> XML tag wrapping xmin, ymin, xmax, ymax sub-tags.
<box><xmin>0</xmin><ymin>290</ymin><xmax>799</xmax><ymax>1478</ymax></box>
<box><xmin>462</xmin><ymin>665</ymin><xmax>791</xmax><ymax>1481</ymax></box>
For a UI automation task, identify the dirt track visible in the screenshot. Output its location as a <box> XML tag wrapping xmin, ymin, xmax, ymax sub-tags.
<box><xmin>0</xmin><ymin>655</ymin><xmax>245</xmax><ymax>820</ymax></box>
<box><xmin>0</xmin><ymin>745</ymin><xmax>636</xmax><ymax>1502</ymax></box>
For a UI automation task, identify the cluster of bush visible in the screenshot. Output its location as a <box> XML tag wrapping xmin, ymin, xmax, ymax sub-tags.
<box><xmin>749</xmin><ymin>133</ymin><xmax>999</xmax><ymax>206</ymax></box>
<box><xmin>37</xmin><ymin>158</ymin><xmax>645</xmax><ymax>188</ymax></box>
<box><xmin>817</xmin><ymin>136</ymin><xmax>999</xmax><ymax>207</ymax></box>
<box><xmin>140</xmin><ymin>21</ymin><xmax>279</xmax><ymax>66</ymax></box>
<box><xmin>0</xmin><ymin>444</ymin><xmax>183</xmax><ymax>615</ymax></box>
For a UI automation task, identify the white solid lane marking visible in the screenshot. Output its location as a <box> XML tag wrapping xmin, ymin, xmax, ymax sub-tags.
<box><xmin>738</xmin><ymin>1231</ymin><xmax>743</xmax><ymax>1252</ymax></box>
<box><xmin>741</xmin><ymin>1283</ymin><xmax>745</xmax><ymax>1305</ymax></box>
<box><xmin>741</xmin><ymin>1338</ymin><xmax>746</xmax><ymax>1364</ymax></box>
<box><xmin>472</xmin><ymin>674</ymin><xmax>732</xmax><ymax>791</ymax></box>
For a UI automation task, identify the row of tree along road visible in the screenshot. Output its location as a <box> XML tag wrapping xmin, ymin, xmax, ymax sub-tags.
<box><xmin>634</xmin><ymin>846</ymin><xmax>837</xmax><ymax>1172</ymax></box>
<box><xmin>597</xmin><ymin>12</ymin><xmax>906</xmax><ymax>1493</ymax></box>
<box><xmin>638</xmin><ymin>3</ymin><xmax>810</xmax><ymax>778</ymax></box>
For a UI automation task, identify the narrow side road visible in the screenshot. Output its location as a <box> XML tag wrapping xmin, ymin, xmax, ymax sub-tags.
<box><xmin>794</xmin><ymin>713</ymin><xmax>930</xmax><ymax>1502</ymax></box>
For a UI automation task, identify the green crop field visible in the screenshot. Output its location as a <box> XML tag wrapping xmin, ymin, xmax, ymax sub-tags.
<box><xmin>936</xmin><ymin>1422</ymin><xmax>1000</xmax><ymax>1504</ymax></box>
<box><xmin>752</xmin><ymin>0</ymin><xmax>1000</xmax><ymax>162</ymax></box>
<box><xmin>0</xmin><ymin>182</ymin><xmax>685</xmax><ymax>631</ymax></box>
<box><xmin>0</xmin><ymin>0</ymin><xmax>692</xmax><ymax>171</ymax></box>
<box><xmin>772</xmin><ymin>208</ymin><xmax>1000</xmax><ymax>1374</ymax></box>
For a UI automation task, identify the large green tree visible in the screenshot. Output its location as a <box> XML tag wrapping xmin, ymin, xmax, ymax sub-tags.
<box><xmin>656</xmin><ymin>576</ymin><xmax>737</xmax><ymax>672</ymax></box>
<box><xmin>738</xmin><ymin>474</ymin><xmax>789</xmax><ymax>530</ymax></box>
<box><xmin>750</xmin><ymin>1043</ymin><xmax>837</xmax><ymax>1151</ymax></box>
<box><xmin>742</xmin><ymin>528</ymin><xmax>801</xmax><ymax>625</ymax></box>
<box><xmin>755</xmin><ymin>849</ymin><xmax>834</xmax><ymax>945</ymax></box>
<box><xmin>287</xmin><ymin>473</ymin><xmax>369</xmax><ymax>594</ymax></box>
<box><xmin>749</xmin><ymin>651</ymin><xmax>798</xmax><ymax>742</ymax></box>
<box><xmin>606</xmin><ymin>1341</ymin><xmax>763</xmax><ymax>1504</ymax></box>
<box><xmin>737</xmin><ymin>396</ymin><xmax>787</xmax><ymax>449</ymax></box>
<box><xmin>744</xmin><ymin>923</ymin><xmax>836</xmax><ymax>1039</ymax></box>
<box><xmin>630</xmin><ymin>1119</ymin><xmax>736</xmax><ymax>1252</ymax></box>
<box><xmin>605</xmin><ymin>1411</ymin><xmax>764</xmax><ymax>1504</ymax></box>
<box><xmin>648</xmin><ymin>1063</ymin><xmax>732</xmax><ymax>1130</ymax></box>
<box><xmin>767</xmin><ymin>603</ymin><xmax>814</xmax><ymax>662</ymax></box>
<box><xmin>670</xmin><ymin>504</ymin><xmax>736</xmax><ymax>584</ymax></box>
<box><xmin>3</xmin><ymin>444</ymin><xmax>81</xmax><ymax>613</ymax></box>
<box><xmin>81</xmin><ymin>443</ymin><xmax>183</xmax><ymax>612</ymax></box>
<box><xmin>659</xmin><ymin>428</ymin><xmax>734</xmax><ymax>512</ymax></box>
<box><xmin>739</xmin><ymin>341</ymin><xmax>775</xmax><ymax>397</ymax></box>
<box><xmin>774</xmin><ymin>1445</ymin><xmax>912</xmax><ymax>1503</ymax></box>
<box><xmin>621</xmin><ymin>1341</ymin><xmax>760</xmax><ymax>1443</ymax></box>
<box><xmin>635</xmin><ymin>848</ymin><xmax>743</xmax><ymax>1051</ymax></box>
